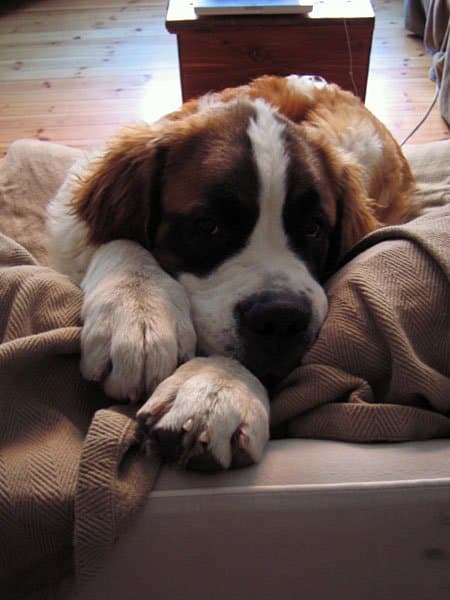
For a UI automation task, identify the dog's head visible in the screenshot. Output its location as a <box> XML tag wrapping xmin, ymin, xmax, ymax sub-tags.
<box><xmin>73</xmin><ymin>78</ymin><xmax>379</xmax><ymax>387</ymax></box>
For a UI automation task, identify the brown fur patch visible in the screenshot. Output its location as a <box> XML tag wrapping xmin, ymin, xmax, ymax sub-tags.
<box><xmin>245</xmin><ymin>75</ymin><xmax>414</xmax><ymax>254</ymax></box>
<box><xmin>222</xmin><ymin>75</ymin><xmax>414</xmax><ymax>231</ymax></box>
<box><xmin>161</xmin><ymin>102</ymin><xmax>256</xmax><ymax>216</ymax></box>
<box><xmin>73</xmin><ymin>100</ymin><xmax>259</xmax><ymax>261</ymax></box>
<box><xmin>73</xmin><ymin>74</ymin><xmax>414</xmax><ymax>265</ymax></box>
<box><xmin>72</xmin><ymin>123</ymin><xmax>166</xmax><ymax>247</ymax></box>
<box><xmin>302</xmin><ymin>124</ymin><xmax>381</xmax><ymax>257</ymax></box>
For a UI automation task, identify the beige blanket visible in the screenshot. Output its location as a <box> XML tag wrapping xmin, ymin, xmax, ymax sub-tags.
<box><xmin>0</xmin><ymin>233</ymin><xmax>159</xmax><ymax>597</ymax></box>
<box><xmin>271</xmin><ymin>206</ymin><xmax>450</xmax><ymax>439</ymax></box>
<box><xmin>0</xmin><ymin>139</ymin><xmax>449</xmax><ymax>596</ymax></box>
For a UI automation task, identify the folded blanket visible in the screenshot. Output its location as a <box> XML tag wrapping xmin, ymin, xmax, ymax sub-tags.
<box><xmin>272</xmin><ymin>205</ymin><xmax>450</xmax><ymax>440</ymax></box>
<box><xmin>0</xmin><ymin>234</ymin><xmax>158</xmax><ymax>595</ymax></box>
<box><xmin>0</xmin><ymin>139</ymin><xmax>449</xmax><ymax>595</ymax></box>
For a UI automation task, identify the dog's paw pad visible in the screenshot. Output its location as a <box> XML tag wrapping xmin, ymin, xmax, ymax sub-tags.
<box><xmin>148</xmin><ymin>422</ymin><xmax>223</xmax><ymax>471</ymax></box>
<box><xmin>150</xmin><ymin>427</ymin><xmax>184</xmax><ymax>462</ymax></box>
<box><xmin>138</xmin><ymin>357</ymin><xmax>270</xmax><ymax>471</ymax></box>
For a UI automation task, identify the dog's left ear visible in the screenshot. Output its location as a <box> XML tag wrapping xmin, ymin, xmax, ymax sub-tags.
<box><xmin>305</xmin><ymin>127</ymin><xmax>381</xmax><ymax>265</ymax></box>
<box><xmin>333</xmin><ymin>158</ymin><xmax>381</xmax><ymax>259</ymax></box>
<box><xmin>72</xmin><ymin>123</ymin><xmax>168</xmax><ymax>248</ymax></box>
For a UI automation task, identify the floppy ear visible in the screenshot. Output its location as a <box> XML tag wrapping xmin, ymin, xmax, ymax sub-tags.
<box><xmin>304</xmin><ymin>127</ymin><xmax>381</xmax><ymax>264</ymax></box>
<box><xmin>72</xmin><ymin>123</ymin><xmax>167</xmax><ymax>248</ymax></box>
<box><xmin>334</xmin><ymin>159</ymin><xmax>381</xmax><ymax>258</ymax></box>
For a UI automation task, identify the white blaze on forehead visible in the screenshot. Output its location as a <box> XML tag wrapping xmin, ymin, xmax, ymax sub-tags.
<box><xmin>179</xmin><ymin>98</ymin><xmax>328</xmax><ymax>358</ymax></box>
<box><xmin>244</xmin><ymin>98</ymin><xmax>318</xmax><ymax>290</ymax></box>
<box><xmin>246</xmin><ymin>98</ymin><xmax>289</xmax><ymax>256</ymax></box>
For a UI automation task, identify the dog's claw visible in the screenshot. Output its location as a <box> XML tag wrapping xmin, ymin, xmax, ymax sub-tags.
<box><xmin>198</xmin><ymin>430</ymin><xmax>210</xmax><ymax>446</ymax></box>
<box><xmin>148</xmin><ymin>403</ymin><xmax>166</xmax><ymax>417</ymax></box>
<box><xmin>238</xmin><ymin>430</ymin><xmax>249</xmax><ymax>449</ymax></box>
<box><xmin>182</xmin><ymin>418</ymin><xmax>194</xmax><ymax>432</ymax></box>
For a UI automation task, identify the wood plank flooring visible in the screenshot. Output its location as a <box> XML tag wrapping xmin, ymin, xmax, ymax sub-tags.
<box><xmin>0</xmin><ymin>0</ymin><xmax>448</xmax><ymax>156</ymax></box>
<box><xmin>365</xmin><ymin>0</ymin><xmax>449</xmax><ymax>144</ymax></box>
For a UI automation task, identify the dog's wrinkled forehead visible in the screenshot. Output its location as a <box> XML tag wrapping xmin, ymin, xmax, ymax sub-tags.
<box><xmin>161</xmin><ymin>100</ymin><xmax>260</xmax><ymax>213</ymax></box>
<box><xmin>154</xmin><ymin>97</ymin><xmax>335</xmax><ymax>277</ymax></box>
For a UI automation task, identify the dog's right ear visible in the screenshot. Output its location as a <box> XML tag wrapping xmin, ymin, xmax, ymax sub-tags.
<box><xmin>72</xmin><ymin>123</ymin><xmax>168</xmax><ymax>249</ymax></box>
<box><xmin>302</xmin><ymin>124</ymin><xmax>381</xmax><ymax>264</ymax></box>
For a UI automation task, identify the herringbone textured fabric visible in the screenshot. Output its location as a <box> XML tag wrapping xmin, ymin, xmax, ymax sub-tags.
<box><xmin>272</xmin><ymin>206</ymin><xmax>450</xmax><ymax>440</ymax></box>
<box><xmin>0</xmin><ymin>139</ymin><xmax>449</xmax><ymax>596</ymax></box>
<box><xmin>0</xmin><ymin>235</ymin><xmax>158</xmax><ymax>598</ymax></box>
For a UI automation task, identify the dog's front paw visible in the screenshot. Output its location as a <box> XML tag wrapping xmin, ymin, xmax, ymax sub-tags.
<box><xmin>137</xmin><ymin>357</ymin><xmax>270</xmax><ymax>470</ymax></box>
<box><xmin>80</xmin><ymin>274</ymin><xmax>197</xmax><ymax>402</ymax></box>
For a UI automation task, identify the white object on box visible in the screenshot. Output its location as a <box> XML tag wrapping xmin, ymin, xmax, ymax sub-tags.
<box><xmin>193</xmin><ymin>1</ymin><xmax>313</xmax><ymax>17</ymax></box>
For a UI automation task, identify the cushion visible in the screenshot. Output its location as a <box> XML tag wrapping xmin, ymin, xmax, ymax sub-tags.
<box><xmin>83</xmin><ymin>438</ymin><xmax>450</xmax><ymax>600</ymax></box>
<box><xmin>0</xmin><ymin>139</ymin><xmax>82</xmax><ymax>264</ymax></box>
<box><xmin>404</xmin><ymin>140</ymin><xmax>450</xmax><ymax>210</ymax></box>
<box><xmin>0</xmin><ymin>138</ymin><xmax>449</xmax><ymax>595</ymax></box>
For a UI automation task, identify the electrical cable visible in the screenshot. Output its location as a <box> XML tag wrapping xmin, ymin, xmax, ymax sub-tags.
<box><xmin>400</xmin><ymin>83</ymin><xmax>441</xmax><ymax>146</ymax></box>
<box><xmin>343</xmin><ymin>18</ymin><xmax>359</xmax><ymax>97</ymax></box>
<box><xmin>344</xmin><ymin>12</ymin><xmax>448</xmax><ymax>147</ymax></box>
<box><xmin>400</xmin><ymin>18</ymin><xmax>449</xmax><ymax>146</ymax></box>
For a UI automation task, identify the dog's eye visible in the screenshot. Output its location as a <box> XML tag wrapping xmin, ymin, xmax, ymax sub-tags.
<box><xmin>302</xmin><ymin>218</ymin><xmax>322</xmax><ymax>238</ymax></box>
<box><xmin>194</xmin><ymin>217</ymin><xmax>219</xmax><ymax>236</ymax></box>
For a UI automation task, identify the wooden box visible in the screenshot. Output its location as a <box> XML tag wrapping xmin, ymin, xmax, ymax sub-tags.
<box><xmin>166</xmin><ymin>0</ymin><xmax>375</xmax><ymax>101</ymax></box>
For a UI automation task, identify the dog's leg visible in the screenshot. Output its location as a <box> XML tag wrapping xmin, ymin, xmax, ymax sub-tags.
<box><xmin>80</xmin><ymin>239</ymin><xmax>197</xmax><ymax>402</ymax></box>
<box><xmin>137</xmin><ymin>356</ymin><xmax>270</xmax><ymax>470</ymax></box>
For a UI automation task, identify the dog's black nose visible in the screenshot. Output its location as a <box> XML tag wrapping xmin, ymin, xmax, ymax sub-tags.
<box><xmin>235</xmin><ymin>291</ymin><xmax>313</xmax><ymax>387</ymax></box>
<box><xmin>236</xmin><ymin>294</ymin><xmax>310</xmax><ymax>339</ymax></box>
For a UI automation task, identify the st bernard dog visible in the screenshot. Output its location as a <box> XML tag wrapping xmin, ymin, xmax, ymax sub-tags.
<box><xmin>47</xmin><ymin>75</ymin><xmax>414</xmax><ymax>470</ymax></box>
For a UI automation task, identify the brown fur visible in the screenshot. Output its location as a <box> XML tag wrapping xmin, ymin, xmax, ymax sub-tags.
<box><xmin>73</xmin><ymin>124</ymin><xmax>164</xmax><ymax>247</ymax></box>
<box><xmin>73</xmin><ymin>75</ymin><xmax>415</xmax><ymax>262</ymax></box>
<box><xmin>186</xmin><ymin>76</ymin><xmax>415</xmax><ymax>238</ymax></box>
<box><xmin>301</xmin><ymin>125</ymin><xmax>381</xmax><ymax>257</ymax></box>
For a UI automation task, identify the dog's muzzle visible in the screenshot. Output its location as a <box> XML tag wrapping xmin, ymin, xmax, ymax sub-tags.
<box><xmin>234</xmin><ymin>290</ymin><xmax>314</xmax><ymax>389</ymax></box>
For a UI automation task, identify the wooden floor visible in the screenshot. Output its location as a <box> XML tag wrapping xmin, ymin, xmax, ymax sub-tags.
<box><xmin>0</xmin><ymin>0</ymin><xmax>448</xmax><ymax>156</ymax></box>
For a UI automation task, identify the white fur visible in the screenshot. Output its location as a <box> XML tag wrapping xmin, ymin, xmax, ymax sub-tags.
<box><xmin>286</xmin><ymin>74</ymin><xmax>327</xmax><ymax>98</ymax></box>
<box><xmin>337</xmin><ymin>123</ymin><xmax>383</xmax><ymax>192</ymax></box>
<box><xmin>180</xmin><ymin>99</ymin><xmax>328</xmax><ymax>359</ymax></box>
<box><xmin>46</xmin><ymin>94</ymin><xmax>327</xmax><ymax>469</ymax></box>
<box><xmin>197</xmin><ymin>92</ymin><xmax>226</xmax><ymax>112</ymax></box>
<box><xmin>47</xmin><ymin>154</ymin><xmax>196</xmax><ymax>402</ymax></box>
<box><xmin>79</xmin><ymin>240</ymin><xmax>196</xmax><ymax>401</ymax></box>
<box><xmin>285</xmin><ymin>74</ymin><xmax>383</xmax><ymax>193</ymax></box>
<box><xmin>137</xmin><ymin>356</ymin><xmax>270</xmax><ymax>469</ymax></box>
<box><xmin>46</xmin><ymin>152</ymin><xmax>99</xmax><ymax>283</ymax></box>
